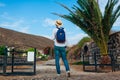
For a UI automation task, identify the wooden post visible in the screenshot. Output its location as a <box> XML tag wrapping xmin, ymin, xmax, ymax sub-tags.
<box><xmin>83</xmin><ymin>53</ymin><xmax>85</xmax><ymax>71</ymax></box>
<box><xmin>3</xmin><ymin>47</ymin><xmax>7</xmax><ymax>75</ymax></box>
<box><xmin>94</xmin><ymin>50</ymin><xmax>97</xmax><ymax>72</ymax></box>
<box><xmin>33</xmin><ymin>48</ymin><xmax>36</xmax><ymax>75</ymax></box>
<box><xmin>11</xmin><ymin>50</ymin><xmax>14</xmax><ymax>73</ymax></box>
<box><xmin>11</xmin><ymin>47</ymin><xmax>15</xmax><ymax>73</ymax></box>
<box><xmin>110</xmin><ymin>50</ymin><xmax>115</xmax><ymax>72</ymax></box>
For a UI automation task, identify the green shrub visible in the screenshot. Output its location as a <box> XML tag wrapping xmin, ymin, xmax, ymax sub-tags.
<box><xmin>0</xmin><ymin>45</ymin><xmax>6</xmax><ymax>55</ymax></box>
<box><xmin>27</xmin><ymin>48</ymin><xmax>35</xmax><ymax>51</ymax></box>
<box><xmin>38</xmin><ymin>53</ymin><xmax>48</xmax><ymax>60</ymax></box>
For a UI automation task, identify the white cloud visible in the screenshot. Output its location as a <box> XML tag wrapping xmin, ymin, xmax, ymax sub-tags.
<box><xmin>0</xmin><ymin>3</ymin><xmax>6</xmax><ymax>7</ymax></box>
<box><xmin>19</xmin><ymin>26</ymin><xmax>29</xmax><ymax>33</ymax></box>
<box><xmin>0</xmin><ymin>22</ymin><xmax>10</xmax><ymax>27</ymax></box>
<box><xmin>32</xmin><ymin>20</ymin><xmax>39</xmax><ymax>23</ymax></box>
<box><xmin>41</xmin><ymin>34</ymin><xmax>51</xmax><ymax>39</ymax></box>
<box><xmin>12</xmin><ymin>19</ymin><xmax>24</xmax><ymax>28</ymax></box>
<box><xmin>0</xmin><ymin>12</ymin><xmax>15</xmax><ymax>20</ymax></box>
<box><xmin>42</xmin><ymin>18</ymin><xmax>55</xmax><ymax>27</ymax></box>
<box><xmin>0</xmin><ymin>20</ymin><xmax>30</xmax><ymax>33</ymax></box>
<box><xmin>0</xmin><ymin>19</ymin><xmax>24</xmax><ymax>28</ymax></box>
<box><xmin>67</xmin><ymin>33</ymin><xmax>88</xmax><ymax>46</ymax></box>
<box><xmin>0</xmin><ymin>12</ymin><xmax>30</xmax><ymax>33</ymax></box>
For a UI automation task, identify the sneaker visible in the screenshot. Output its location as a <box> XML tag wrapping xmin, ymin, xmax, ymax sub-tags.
<box><xmin>57</xmin><ymin>74</ymin><xmax>60</xmax><ymax>76</ymax></box>
<box><xmin>66</xmin><ymin>71</ymin><xmax>70</xmax><ymax>77</ymax></box>
<box><xmin>54</xmin><ymin>74</ymin><xmax>60</xmax><ymax>79</ymax></box>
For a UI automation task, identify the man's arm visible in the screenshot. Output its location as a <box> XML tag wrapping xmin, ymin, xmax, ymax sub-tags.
<box><xmin>51</xmin><ymin>29</ymin><xmax>56</xmax><ymax>40</ymax></box>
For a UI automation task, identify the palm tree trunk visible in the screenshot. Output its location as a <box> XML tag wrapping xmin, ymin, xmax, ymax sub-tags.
<box><xmin>94</xmin><ymin>29</ymin><xmax>111</xmax><ymax>65</ymax></box>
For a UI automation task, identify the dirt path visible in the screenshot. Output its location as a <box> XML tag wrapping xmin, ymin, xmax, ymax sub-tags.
<box><xmin>0</xmin><ymin>60</ymin><xmax>120</xmax><ymax>80</ymax></box>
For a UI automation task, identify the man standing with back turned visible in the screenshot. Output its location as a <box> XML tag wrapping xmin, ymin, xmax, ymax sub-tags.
<box><xmin>52</xmin><ymin>20</ymin><xmax>70</xmax><ymax>77</ymax></box>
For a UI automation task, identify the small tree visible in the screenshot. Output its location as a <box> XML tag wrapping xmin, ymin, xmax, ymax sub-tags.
<box><xmin>78</xmin><ymin>37</ymin><xmax>92</xmax><ymax>48</ymax></box>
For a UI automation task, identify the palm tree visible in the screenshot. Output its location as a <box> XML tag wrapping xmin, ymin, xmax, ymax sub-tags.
<box><xmin>53</xmin><ymin>0</ymin><xmax>120</xmax><ymax>63</ymax></box>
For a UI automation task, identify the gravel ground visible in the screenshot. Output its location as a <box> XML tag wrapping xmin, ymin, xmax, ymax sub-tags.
<box><xmin>0</xmin><ymin>60</ymin><xmax>120</xmax><ymax>80</ymax></box>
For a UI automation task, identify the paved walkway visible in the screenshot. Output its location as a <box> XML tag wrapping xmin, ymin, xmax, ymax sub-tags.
<box><xmin>0</xmin><ymin>59</ymin><xmax>120</xmax><ymax>80</ymax></box>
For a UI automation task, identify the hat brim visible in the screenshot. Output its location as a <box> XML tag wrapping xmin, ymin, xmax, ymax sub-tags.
<box><xmin>55</xmin><ymin>23</ymin><xmax>62</xmax><ymax>26</ymax></box>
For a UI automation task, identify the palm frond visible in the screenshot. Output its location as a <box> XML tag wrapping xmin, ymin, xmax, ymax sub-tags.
<box><xmin>111</xmin><ymin>5</ymin><xmax>120</xmax><ymax>26</ymax></box>
<box><xmin>55</xmin><ymin>2</ymin><xmax>75</xmax><ymax>14</ymax></box>
<box><xmin>103</xmin><ymin>0</ymin><xmax>120</xmax><ymax>41</ymax></box>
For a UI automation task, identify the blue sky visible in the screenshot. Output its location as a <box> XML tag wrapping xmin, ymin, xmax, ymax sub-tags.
<box><xmin>0</xmin><ymin>0</ymin><xmax>120</xmax><ymax>46</ymax></box>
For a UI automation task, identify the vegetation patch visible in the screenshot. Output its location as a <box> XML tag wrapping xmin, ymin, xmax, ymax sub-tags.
<box><xmin>72</xmin><ymin>61</ymin><xmax>89</xmax><ymax>65</ymax></box>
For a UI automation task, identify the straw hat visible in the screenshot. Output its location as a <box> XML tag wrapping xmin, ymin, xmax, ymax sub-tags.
<box><xmin>55</xmin><ymin>20</ymin><xmax>62</xmax><ymax>27</ymax></box>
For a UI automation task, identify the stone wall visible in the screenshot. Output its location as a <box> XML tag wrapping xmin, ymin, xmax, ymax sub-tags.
<box><xmin>89</xmin><ymin>31</ymin><xmax>120</xmax><ymax>54</ymax></box>
<box><xmin>108</xmin><ymin>31</ymin><xmax>120</xmax><ymax>64</ymax></box>
<box><xmin>83</xmin><ymin>31</ymin><xmax>120</xmax><ymax>64</ymax></box>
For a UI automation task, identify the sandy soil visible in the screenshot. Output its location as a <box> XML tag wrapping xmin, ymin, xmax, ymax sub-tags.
<box><xmin>0</xmin><ymin>60</ymin><xmax>120</xmax><ymax>80</ymax></box>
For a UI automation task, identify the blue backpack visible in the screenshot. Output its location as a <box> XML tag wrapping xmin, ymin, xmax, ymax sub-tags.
<box><xmin>56</xmin><ymin>27</ymin><xmax>66</xmax><ymax>43</ymax></box>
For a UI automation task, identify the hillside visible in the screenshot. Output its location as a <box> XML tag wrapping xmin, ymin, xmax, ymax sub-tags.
<box><xmin>0</xmin><ymin>27</ymin><xmax>53</xmax><ymax>49</ymax></box>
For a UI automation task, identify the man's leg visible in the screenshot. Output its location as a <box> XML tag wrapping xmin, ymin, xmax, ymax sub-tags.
<box><xmin>60</xmin><ymin>47</ymin><xmax>70</xmax><ymax>77</ymax></box>
<box><xmin>54</xmin><ymin>46</ymin><xmax>61</xmax><ymax>75</ymax></box>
